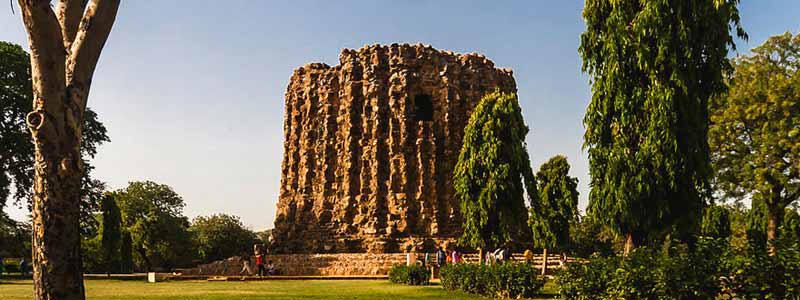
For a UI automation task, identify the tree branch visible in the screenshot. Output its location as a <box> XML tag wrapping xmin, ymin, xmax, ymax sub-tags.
<box><xmin>66</xmin><ymin>0</ymin><xmax>120</xmax><ymax>111</ymax></box>
<box><xmin>16</xmin><ymin>0</ymin><xmax>67</xmax><ymax>115</ymax></box>
<box><xmin>56</xmin><ymin>0</ymin><xmax>88</xmax><ymax>53</ymax></box>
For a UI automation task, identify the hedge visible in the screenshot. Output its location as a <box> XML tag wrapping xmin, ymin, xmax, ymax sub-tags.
<box><xmin>440</xmin><ymin>263</ymin><xmax>544</xmax><ymax>299</ymax></box>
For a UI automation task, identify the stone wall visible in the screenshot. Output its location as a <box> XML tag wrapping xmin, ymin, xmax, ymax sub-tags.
<box><xmin>180</xmin><ymin>253</ymin><xmax>570</xmax><ymax>276</ymax></box>
<box><xmin>272</xmin><ymin>44</ymin><xmax>517</xmax><ymax>253</ymax></box>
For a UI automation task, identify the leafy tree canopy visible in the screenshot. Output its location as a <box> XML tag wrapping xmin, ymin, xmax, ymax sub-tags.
<box><xmin>710</xmin><ymin>32</ymin><xmax>800</xmax><ymax>251</ymax></box>
<box><xmin>114</xmin><ymin>181</ymin><xmax>193</xmax><ymax>271</ymax></box>
<box><xmin>454</xmin><ymin>91</ymin><xmax>536</xmax><ymax>250</ymax></box>
<box><xmin>530</xmin><ymin>155</ymin><xmax>579</xmax><ymax>251</ymax></box>
<box><xmin>580</xmin><ymin>0</ymin><xmax>745</xmax><ymax>248</ymax></box>
<box><xmin>190</xmin><ymin>213</ymin><xmax>257</xmax><ymax>263</ymax></box>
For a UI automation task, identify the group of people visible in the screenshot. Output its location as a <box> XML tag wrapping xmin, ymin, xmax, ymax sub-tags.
<box><xmin>484</xmin><ymin>246</ymin><xmax>512</xmax><ymax>265</ymax></box>
<box><xmin>240</xmin><ymin>247</ymin><xmax>275</xmax><ymax>277</ymax></box>
<box><xmin>432</xmin><ymin>246</ymin><xmax>467</xmax><ymax>266</ymax></box>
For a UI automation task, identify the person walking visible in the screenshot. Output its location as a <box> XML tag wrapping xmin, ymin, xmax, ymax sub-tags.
<box><xmin>239</xmin><ymin>253</ymin><xmax>254</xmax><ymax>278</ymax></box>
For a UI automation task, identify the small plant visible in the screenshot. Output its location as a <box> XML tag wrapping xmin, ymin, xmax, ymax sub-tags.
<box><xmin>388</xmin><ymin>264</ymin><xmax>430</xmax><ymax>286</ymax></box>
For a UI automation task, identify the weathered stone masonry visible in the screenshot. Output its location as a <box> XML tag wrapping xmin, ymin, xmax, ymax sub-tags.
<box><xmin>271</xmin><ymin>44</ymin><xmax>517</xmax><ymax>253</ymax></box>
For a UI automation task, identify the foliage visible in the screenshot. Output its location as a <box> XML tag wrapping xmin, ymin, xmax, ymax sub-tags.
<box><xmin>120</xmin><ymin>230</ymin><xmax>134</xmax><ymax>273</ymax></box>
<box><xmin>723</xmin><ymin>238</ymin><xmax>800</xmax><ymax>299</ymax></box>
<box><xmin>557</xmin><ymin>238</ymin><xmax>729</xmax><ymax>300</ymax></box>
<box><xmin>567</xmin><ymin>215</ymin><xmax>615</xmax><ymax>257</ymax></box>
<box><xmin>388</xmin><ymin>264</ymin><xmax>430</xmax><ymax>286</ymax></box>
<box><xmin>556</xmin><ymin>253</ymin><xmax>618</xmax><ymax>300</ymax></box>
<box><xmin>745</xmin><ymin>199</ymin><xmax>800</xmax><ymax>251</ymax></box>
<box><xmin>100</xmin><ymin>194</ymin><xmax>123</xmax><ymax>273</ymax></box>
<box><xmin>189</xmin><ymin>214</ymin><xmax>257</xmax><ymax>263</ymax></box>
<box><xmin>2</xmin><ymin>258</ymin><xmax>21</xmax><ymax>273</ymax></box>
<box><xmin>701</xmin><ymin>204</ymin><xmax>732</xmax><ymax>239</ymax></box>
<box><xmin>0</xmin><ymin>212</ymin><xmax>30</xmax><ymax>259</ymax></box>
<box><xmin>81</xmin><ymin>236</ymin><xmax>103</xmax><ymax>273</ymax></box>
<box><xmin>0</xmin><ymin>41</ymin><xmax>109</xmax><ymax>214</ymax></box>
<box><xmin>530</xmin><ymin>155</ymin><xmax>579</xmax><ymax>251</ymax></box>
<box><xmin>580</xmin><ymin>0</ymin><xmax>745</xmax><ymax>247</ymax></box>
<box><xmin>710</xmin><ymin>32</ymin><xmax>800</xmax><ymax>251</ymax></box>
<box><xmin>440</xmin><ymin>263</ymin><xmax>544</xmax><ymax>299</ymax></box>
<box><xmin>114</xmin><ymin>181</ymin><xmax>193</xmax><ymax>271</ymax></box>
<box><xmin>454</xmin><ymin>91</ymin><xmax>536</xmax><ymax>250</ymax></box>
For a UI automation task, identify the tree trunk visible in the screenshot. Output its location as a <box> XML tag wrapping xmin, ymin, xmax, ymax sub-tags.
<box><xmin>541</xmin><ymin>248</ymin><xmax>548</xmax><ymax>276</ymax></box>
<box><xmin>478</xmin><ymin>248</ymin><xmax>484</xmax><ymax>265</ymax></box>
<box><xmin>766</xmin><ymin>204</ymin><xmax>782</xmax><ymax>256</ymax></box>
<box><xmin>17</xmin><ymin>1</ymin><xmax>120</xmax><ymax>299</ymax></box>
<box><xmin>623</xmin><ymin>233</ymin><xmax>637</xmax><ymax>256</ymax></box>
<box><xmin>31</xmin><ymin>135</ymin><xmax>86</xmax><ymax>300</ymax></box>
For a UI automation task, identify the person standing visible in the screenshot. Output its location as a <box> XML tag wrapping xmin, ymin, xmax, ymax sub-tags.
<box><xmin>255</xmin><ymin>252</ymin><xmax>266</xmax><ymax>277</ymax></box>
<box><xmin>502</xmin><ymin>245</ymin><xmax>511</xmax><ymax>263</ymax></box>
<box><xmin>451</xmin><ymin>249</ymin><xmax>461</xmax><ymax>264</ymax></box>
<box><xmin>436</xmin><ymin>246</ymin><xmax>446</xmax><ymax>267</ymax></box>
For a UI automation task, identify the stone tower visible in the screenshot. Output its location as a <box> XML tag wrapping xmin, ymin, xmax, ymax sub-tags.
<box><xmin>271</xmin><ymin>44</ymin><xmax>516</xmax><ymax>253</ymax></box>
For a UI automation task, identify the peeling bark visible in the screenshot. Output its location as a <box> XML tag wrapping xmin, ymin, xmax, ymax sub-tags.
<box><xmin>16</xmin><ymin>1</ymin><xmax>119</xmax><ymax>299</ymax></box>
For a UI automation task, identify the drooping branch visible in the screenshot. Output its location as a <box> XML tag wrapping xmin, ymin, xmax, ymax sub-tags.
<box><xmin>56</xmin><ymin>0</ymin><xmax>88</xmax><ymax>53</ymax></box>
<box><xmin>67</xmin><ymin>0</ymin><xmax>120</xmax><ymax>111</ymax></box>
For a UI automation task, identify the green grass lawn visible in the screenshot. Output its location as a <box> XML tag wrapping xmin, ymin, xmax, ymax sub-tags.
<box><xmin>1</xmin><ymin>279</ymin><xmax>506</xmax><ymax>300</ymax></box>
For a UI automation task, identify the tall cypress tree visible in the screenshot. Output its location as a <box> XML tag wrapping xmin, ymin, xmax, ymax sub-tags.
<box><xmin>454</xmin><ymin>91</ymin><xmax>537</xmax><ymax>251</ymax></box>
<box><xmin>580</xmin><ymin>0</ymin><xmax>745</xmax><ymax>254</ymax></box>
<box><xmin>100</xmin><ymin>193</ymin><xmax>122</xmax><ymax>273</ymax></box>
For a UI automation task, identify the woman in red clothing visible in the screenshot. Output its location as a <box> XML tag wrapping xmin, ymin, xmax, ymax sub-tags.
<box><xmin>255</xmin><ymin>252</ymin><xmax>266</xmax><ymax>277</ymax></box>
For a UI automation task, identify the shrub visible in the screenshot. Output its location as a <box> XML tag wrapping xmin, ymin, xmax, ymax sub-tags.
<box><xmin>440</xmin><ymin>263</ymin><xmax>544</xmax><ymax>299</ymax></box>
<box><xmin>556</xmin><ymin>238</ymin><xmax>728</xmax><ymax>300</ymax></box>
<box><xmin>2</xmin><ymin>258</ymin><xmax>21</xmax><ymax>273</ymax></box>
<box><xmin>388</xmin><ymin>264</ymin><xmax>430</xmax><ymax>286</ymax></box>
<box><xmin>723</xmin><ymin>239</ymin><xmax>800</xmax><ymax>299</ymax></box>
<box><xmin>556</xmin><ymin>254</ymin><xmax>618</xmax><ymax>300</ymax></box>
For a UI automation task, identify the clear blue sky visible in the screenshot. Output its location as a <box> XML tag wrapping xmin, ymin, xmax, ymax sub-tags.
<box><xmin>2</xmin><ymin>1</ymin><xmax>799</xmax><ymax>230</ymax></box>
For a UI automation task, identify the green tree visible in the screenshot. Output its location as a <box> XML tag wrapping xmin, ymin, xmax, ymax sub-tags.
<box><xmin>701</xmin><ymin>204</ymin><xmax>732</xmax><ymax>239</ymax></box>
<box><xmin>529</xmin><ymin>155</ymin><xmax>579</xmax><ymax>275</ymax></box>
<box><xmin>580</xmin><ymin>0</ymin><xmax>745</xmax><ymax>254</ymax></box>
<box><xmin>115</xmin><ymin>181</ymin><xmax>193</xmax><ymax>271</ymax></box>
<box><xmin>0</xmin><ymin>41</ymin><xmax>109</xmax><ymax>224</ymax></box>
<box><xmin>100</xmin><ymin>194</ymin><xmax>122</xmax><ymax>273</ymax></box>
<box><xmin>190</xmin><ymin>214</ymin><xmax>257</xmax><ymax>263</ymax></box>
<box><xmin>454</xmin><ymin>91</ymin><xmax>536</xmax><ymax>251</ymax></box>
<box><xmin>709</xmin><ymin>32</ymin><xmax>800</xmax><ymax>254</ymax></box>
<box><xmin>746</xmin><ymin>199</ymin><xmax>800</xmax><ymax>251</ymax></box>
<box><xmin>0</xmin><ymin>212</ymin><xmax>31</xmax><ymax>258</ymax></box>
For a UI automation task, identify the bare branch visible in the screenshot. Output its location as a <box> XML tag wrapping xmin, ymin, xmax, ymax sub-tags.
<box><xmin>66</xmin><ymin>0</ymin><xmax>119</xmax><ymax>111</ymax></box>
<box><xmin>16</xmin><ymin>0</ymin><xmax>67</xmax><ymax>113</ymax></box>
<box><xmin>56</xmin><ymin>0</ymin><xmax>88</xmax><ymax>52</ymax></box>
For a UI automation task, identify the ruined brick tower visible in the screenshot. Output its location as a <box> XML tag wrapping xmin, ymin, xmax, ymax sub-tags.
<box><xmin>271</xmin><ymin>44</ymin><xmax>517</xmax><ymax>253</ymax></box>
